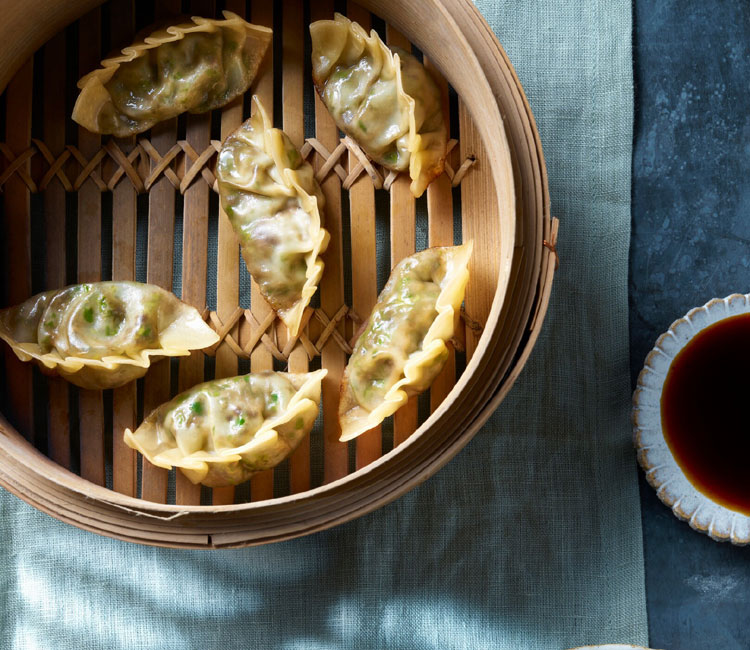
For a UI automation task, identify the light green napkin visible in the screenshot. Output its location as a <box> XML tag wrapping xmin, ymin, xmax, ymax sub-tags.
<box><xmin>0</xmin><ymin>1</ymin><xmax>646</xmax><ymax>648</ymax></box>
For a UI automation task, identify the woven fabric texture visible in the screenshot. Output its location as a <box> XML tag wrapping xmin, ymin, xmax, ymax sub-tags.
<box><xmin>0</xmin><ymin>0</ymin><xmax>646</xmax><ymax>648</ymax></box>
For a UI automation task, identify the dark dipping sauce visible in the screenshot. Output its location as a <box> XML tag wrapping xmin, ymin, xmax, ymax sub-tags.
<box><xmin>661</xmin><ymin>313</ymin><xmax>750</xmax><ymax>515</ymax></box>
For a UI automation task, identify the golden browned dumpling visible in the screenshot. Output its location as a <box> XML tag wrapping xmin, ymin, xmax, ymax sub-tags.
<box><xmin>72</xmin><ymin>12</ymin><xmax>272</xmax><ymax>137</ymax></box>
<box><xmin>0</xmin><ymin>282</ymin><xmax>218</xmax><ymax>389</ymax></box>
<box><xmin>339</xmin><ymin>244</ymin><xmax>472</xmax><ymax>441</ymax></box>
<box><xmin>310</xmin><ymin>13</ymin><xmax>447</xmax><ymax>197</ymax></box>
<box><xmin>124</xmin><ymin>370</ymin><xmax>326</xmax><ymax>487</ymax></box>
<box><xmin>216</xmin><ymin>96</ymin><xmax>330</xmax><ymax>337</ymax></box>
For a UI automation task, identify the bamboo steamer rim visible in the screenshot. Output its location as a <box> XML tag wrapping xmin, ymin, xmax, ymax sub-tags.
<box><xmin>0</xmin><ymin>0</ymin><xmax>555</xmax><ymax>547</ymax></box>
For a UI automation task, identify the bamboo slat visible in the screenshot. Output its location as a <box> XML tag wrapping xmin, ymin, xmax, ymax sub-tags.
<box><xmin>312</xmin><ymin>0</ymin><xmax>348</xmax><ymax>484</ymax></box>
<box><xmin>77</xmin><ymin>9</ymin><xmax>105</xmax><ymax>486</ymax></box>
<box><xmin>3</xmin><ymin>58</ymin><xmax>33</xmax><ymax>441</ymax></box>
<box><xmin>140</xmin><ymin>0</ymin><xmax>180</xmax><ymax>505</ymax></box>
<box><xmin>459</xmin><ymin>100</ymin><xmax>499</xmax><ymax>361</ymax></box>
<box><xmin>386</xmin><ymin>24</ymin><xmax>418</xmax><ymax>448</ymax></box>
<box><xmin>283</xmin><ymin>0</ymin><xmax>312</xmax><ymax>494</ymax></box>
<box><xmin>246</xmin><ymin>0</ymin><xmax>276</xmax><ymax>502</ymax></box>
<box><xmin>425</xmin><ymin>56</ymin><xmax>456</xmax><ymax>411</ymax></box>
<box><xmin>175</xmin><ymin>0</ymin><xmax>215</xmax><ymax>506</ymax></box>
<box><xmin>347</xmin><ymin>4</ymin><xmax>381</xmax><ymax>470</ymax></box>
<box><xmin>211</xmin><ymin>0</ymin><xmax>245</xmax><ymax>507</ymax></box>
<box><xmin>43</xmin><ymin>33</ymin><xmax>70</xmax><ymax>467</ymax></box>
<box><xmin>109</xmin><ymin>0</ymin><xmax>137</xmax><ymax>497</ymax></box>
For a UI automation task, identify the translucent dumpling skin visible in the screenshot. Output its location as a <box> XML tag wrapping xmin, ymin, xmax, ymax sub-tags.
<box><xmin>310</xmin><ymin>13</ymin><xmax>447</xmax><ymax>197</ymax></box>
<box><xmin>72</xmin><ymin>12</ymin><xmax>272</xmax><ymax>137</ymax></box>
<box><xmin>124</xmin><ymin>370</ymin><xmax>326</xmax><ymax>487</ymax></box>
<box><xmin>0</xmin><ymin>282</ymin><xmax>218</xmax><ymax>389</ymax></box>
<box><xmin>216</xmin><ymin>96</ymin><xmax>330</xmax><ymax>337</ymax></box>
<box><xmin>339</xmin><ymin>244</ymin><xmax>472</xmax><ymax>441</ymax></box>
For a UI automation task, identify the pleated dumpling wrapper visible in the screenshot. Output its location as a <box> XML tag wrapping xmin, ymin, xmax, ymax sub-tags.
<box><xmin>216</xmin><ymin>96</ymin><xmax>330</xmax><ymax>337</ymax></box>
<box><xmin>310</xmin><ymin>13</ymin><xmax>447</xmax><ymax>198</ymax></box>
<box><xmin>124</xmin><ymin>369</ymin><xmax>326</xmax><ymax>487</ymax></box>
<box><xmin>0</xmin><ymin>282</ymin><xmax>218</xmax><ymax>390</ymax></box>
<box><xmin>339</xmin><ymin>244</ymin><xmax>472</xmax><ymax>441</ymax></box>
<box><xmin>72</xmin><ymin>11</ymin><xmax>272</xmax><ymax>137</ymax></box>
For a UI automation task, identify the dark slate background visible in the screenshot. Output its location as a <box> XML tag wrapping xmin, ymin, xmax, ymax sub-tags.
<box><xmin>631</xmin><ymin>0</ymin><xmax>750</xmax><ymax>647</ymax></box>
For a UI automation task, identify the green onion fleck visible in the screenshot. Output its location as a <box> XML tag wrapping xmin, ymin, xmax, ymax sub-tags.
<box><xmin>236</xmin><ymin>415</ymin><xmax>245</xmax><ymax>426</ymax></box>
<box><xmin>358</xmin><ymin>120</ymin><xmax>367</xmax><ymax>133</ymax></box>
<box><xmin>83</xmin><ymin>307</ymin><xmax>94</xmax><ymax>323</ymax></box>
<box><xmin>137</xmin><ymin>326</ymin><xmax>152</xmax><ymax>338</ymax></box>
<box><xmin>287</xmin><ymin>149</ymin><xmax>300</xmax><ymax>167</ymax></box>
<box><xmin>105</xmin><ymin>325</ymin><xmax>115</xmax><ymax>336</ymax></box>
<box><xmin>191</xmin><ymin>401</ymin><xmax>204</xmax><ymax>415</ymax></box>
<box><xmin>269</xmin><ymin>392</ymin><xmax>279</xmax><ymax>404</ymax></box>
<box><xmin>384</xmin><ymin>151</ymin><xmax>398</xmax><ymax>165</ymax></box>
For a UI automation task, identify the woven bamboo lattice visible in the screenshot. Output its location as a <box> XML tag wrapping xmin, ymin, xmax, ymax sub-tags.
<box><xmin>0</xmin><ymin>135</ymin><xmax>475</xmax><ymax>195</ymax></box>
<box><xmin>201</xmin><ymin>300</ymin><xmax>479</xmax><ymax>363</ymax></box>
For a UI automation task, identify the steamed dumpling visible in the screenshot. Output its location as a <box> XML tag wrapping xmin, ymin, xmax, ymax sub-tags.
<box><xmin>216</xmin><ymin>96</ymin><xmax>330</xmax><ymax>337</ymax></box>
<box><xmin>339</xmin><ymin>244</ymin><xmax>472</xmax><ymax>441</ymax></box>
<box><xmin>310</xmin><ymin>13</ymin><xmax>447</xmax><ymax>197</ymax></box>
<box><xmin>0</xmin><ymin>282</ymin><xmax>218</xmax><ymax>389</ymax></box>
<box><xmin>124</xmin><ymin>369</ymin><xmax>326</xmax><ymax>487</ymax></box>
<box><xmin>72</xmin><ymin>11</ymin><xmax>272</xmax><ymax>137</ymax></box>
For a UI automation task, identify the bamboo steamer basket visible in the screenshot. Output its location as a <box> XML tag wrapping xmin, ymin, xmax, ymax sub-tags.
<box><xmin>0</xmin><ymin>0</ymin><xmax>556</xmax><ymax>547</ymax></box>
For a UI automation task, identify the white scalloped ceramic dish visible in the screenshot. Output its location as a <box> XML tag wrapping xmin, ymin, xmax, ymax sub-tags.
<box><xmin>633</xmin><ymin>294</ymin><xmax>750</xmax><ymax>545</ymax></box>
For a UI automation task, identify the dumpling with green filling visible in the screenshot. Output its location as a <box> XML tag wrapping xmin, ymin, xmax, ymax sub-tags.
<box><xmin>72</xmin><ymin>12</ymin><xmax>272</xmax><ymax>137</ymax></box>
<box><xmin>0</xmin><ymin>282</ymin><xmax>218</xmax><ymax>389</ymax></box>
<box><xmin>124</xmin><ymin>369</ymin><xmax>326</xmax><ymax>487</ymax></box>
<box><xmin>339</xmin><ymin>244</ymin><xmax>472</xmax><ymax>441</ymax></box>
<box><xmin>310</xmin><ymin>13</ymin><xmax>448</xmax><ymax>198</ymax></box>
<box><xmin>216</xmin><ymin>96</ymin><xmax>330</xmax><ymax>337</ymax></box>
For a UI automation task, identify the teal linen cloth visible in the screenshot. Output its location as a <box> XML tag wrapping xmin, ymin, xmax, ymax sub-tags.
<box><xmin>0</xmin><ymin>0</ymin><xmax>646</xmax><ymax>647</ymax></box>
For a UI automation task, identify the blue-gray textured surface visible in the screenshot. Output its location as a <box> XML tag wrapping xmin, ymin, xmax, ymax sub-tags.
<box><xmin>631</xmin><ymin>1</ymin><xmax>750</xmax><ymax>648</ymax></box>
<box><xmin>0</xmin><ymin>1</ymin><xmax>647</xmax><ymax>648</ymax></box>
